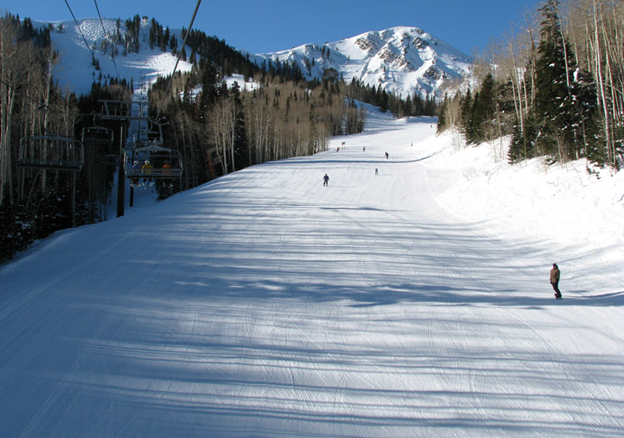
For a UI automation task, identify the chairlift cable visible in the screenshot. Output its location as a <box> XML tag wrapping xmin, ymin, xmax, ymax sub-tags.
<box><xmin>93</xmin><ymin>0</ymin><xmax>122</xmax><ymax>81</ymax></box>
<box><xmin>155</xmin><ymin>0</ymin><xmax>202</xmax><ymax>120</ymax></box>
<box><xmin>63</xmin><ymin>0</ymin><xmax>95</xmax><ymax>59</ymax></box>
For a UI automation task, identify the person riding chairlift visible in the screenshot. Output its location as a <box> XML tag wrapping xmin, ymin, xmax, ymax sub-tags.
<box><xmin>142</xmin><ymin>160</ymin><xmax>153</xmax><ymax>184</ymax></box>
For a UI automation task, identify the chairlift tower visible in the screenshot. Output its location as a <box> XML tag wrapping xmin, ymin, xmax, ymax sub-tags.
<box><xmin>99</xmin><ymin>99</ymin><xmax>135</xmax><ymax>218</ymax></box>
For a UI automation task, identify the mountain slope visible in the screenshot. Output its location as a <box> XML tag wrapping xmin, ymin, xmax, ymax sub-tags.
<box><xmin>250</xmin><ymin>26</ymin><xmax>472</xmax><ymax>98</ymax></box>
<box><xmin>0</xmin><ymin>108</ymin><xmax>622</xmax><ymax>437</ymax></box>
<box><xmin>43</xmin><ymin>19</ymin><xmax>470</xmax><ymax>100</ymax></box>
<box><xmin>40</xmin><ymin>17</ymin><xmax>193</xmax><ymax>96</ymax></box>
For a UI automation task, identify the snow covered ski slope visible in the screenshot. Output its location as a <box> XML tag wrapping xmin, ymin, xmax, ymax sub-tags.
<box><xmin>1</xmin><ymin>108</ymin><xmax>623</xmax><ymax>437</ymax></box>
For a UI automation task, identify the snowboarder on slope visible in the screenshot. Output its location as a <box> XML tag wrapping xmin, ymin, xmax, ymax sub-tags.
<box><xmin>323</xmin><ymin>174</ymin><xmax>329</xmax><ymax>186</ymax></box>
<box><xmin>550</xmin><ymin>263</ymin><xmax>562</xmax><ymax>299</ymax></box>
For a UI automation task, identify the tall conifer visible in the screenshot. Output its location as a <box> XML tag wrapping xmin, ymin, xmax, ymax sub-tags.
<box><xmin>533</xmin><ymin>0</ymin><xmax>596</xmax><ymax>161</ymax></box>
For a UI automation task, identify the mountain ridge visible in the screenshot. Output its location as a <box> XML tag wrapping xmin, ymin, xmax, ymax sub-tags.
<box><xmin>37</xmin><ymin>17</ymin><xmax>470</xmax><ymax>98</ymax></box>
<box><xmin>247</xmin><ymin>26</ymin><xmax>473</xmax><ymax>98</ymax></box>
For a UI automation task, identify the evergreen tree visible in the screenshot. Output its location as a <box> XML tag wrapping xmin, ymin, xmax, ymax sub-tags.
<box><xmin>508</xmin><ymin>112</ymin><xmax>538</xmax><ymax>163</ymax></box>
<box><xmin>378</xmin><ymin>88</ymin><xmax>389</xmax><ymax>113</ymax></box>
<box><xmin>199</xmin><ymin>61</ymin><xmax>220</xmax><ymax>111</ymax></box>
<box><xmin>163</xmin><ymin>27</ymin><xmax>170</xmax><ymax>52</ymax></box>
<box><xmin>436</xmin><ymin>97</ymin><xmax>447</xmax><ymax>133</ymax></box>
<box><xmin>230</xmin><ymin>83</ymin><xmax>249</xmax><ymax>170</ymax></box>
<box><xmin>459</xmin><ymin>89</ymin><xmax>474</xmax><ymax>141</ymax></box>
<box><xmin>169</xmin><ymin>34</ymin><xmax>178</xmax><ymax>53</ymax></box>
<box><xmin>533</xmin><ymin>0</ymin><xmax>596</xmax><ymax>161</ymax></box>
<box><xmin>471</xmin><ymin>73</ymin><xmax>497</xmax><ymax>143</ymax></box>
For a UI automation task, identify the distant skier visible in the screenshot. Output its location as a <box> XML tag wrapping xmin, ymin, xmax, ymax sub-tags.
<box><xmin>375</xmin><ymin>168</ymin><xmax>378</xmax><ymax>176</ymax></box>
<box><xmin>550</xmin><ymin>263</ymin><xmax>562</xmax><ymax>299</ymax></box>
<box><xmin>385</xmin><ymin>152</ymin><xmax>389</xmax><ymax>159</ymax></box>
<box><xmin>323</xmin><ymin>174</ymin><xmax>329</xmax><ymax>186</ymax></box>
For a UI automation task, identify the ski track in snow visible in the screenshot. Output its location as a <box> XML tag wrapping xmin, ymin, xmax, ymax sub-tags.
<box><xmin>0</xmin><ymin>109</ymin><xmax>623</xmax><ymax>437</ymax></box>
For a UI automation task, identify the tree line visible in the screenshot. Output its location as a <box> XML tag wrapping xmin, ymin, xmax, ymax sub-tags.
<box><xmin>437</xmin><ymin>0</ymin><xmax>623</xmax><ymax>170</ymax></box>
<box><xmin>1</xmin><ymin>14</ymin><xmax>81</xmax><ymax>260</ymax></box>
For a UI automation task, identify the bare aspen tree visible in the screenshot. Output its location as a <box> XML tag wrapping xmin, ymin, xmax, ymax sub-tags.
<box><xmin>211</xmin><ymin>97</ymin><xmax>233</xmax><ymax>175</ymax></box>
<box><xmin>592</xmin><ymin>0</ymin><xmax>614</xmax><ymax>163</ymax></box>
<box><xmin>0</xmin><ymin>19</ymin><xmax>25</xmax><ymax>207</ymax></box>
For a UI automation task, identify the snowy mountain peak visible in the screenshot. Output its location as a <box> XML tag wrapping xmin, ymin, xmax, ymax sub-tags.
<box><xmin>255</xmin><ymin>26</ymin><xmax>473</xmax><ymax>99</ymax></box>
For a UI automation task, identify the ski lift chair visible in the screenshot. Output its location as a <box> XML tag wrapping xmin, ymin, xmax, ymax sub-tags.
<box><xmin>100</xmin><ymin>100</ymin><xmax>131</xmax><ymax>119</ymax></box>
<box><xmin>134</xmin><ymin>121</ymin><xmax>164</xmax><ymax>148</ymax></box>
<box><xmin>18</xmin><ymin>135</ymin><xmax>84</xmax><ymax>171</ymax></box>
<box><xmin>82</xmin><ymin>126</ymin><xmax>114</xmax><ymax>145</ymax></box>
<box><xmin>124</xmin><ymin>145</ymin><xmax>183</xmax><ymax>180</ymax></box>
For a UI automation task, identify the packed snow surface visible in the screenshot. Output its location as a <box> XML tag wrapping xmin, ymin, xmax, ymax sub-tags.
<box><xmin>1</xmin><ymin>108</ymin><xmax>623</xmax><ymax>437</ymax></box>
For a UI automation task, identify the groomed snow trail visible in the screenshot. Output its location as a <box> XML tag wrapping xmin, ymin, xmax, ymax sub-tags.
<box><xmin>0</xmin><ymin>111</ymin><xmax>622</xmax><ymax>437</ymax></box>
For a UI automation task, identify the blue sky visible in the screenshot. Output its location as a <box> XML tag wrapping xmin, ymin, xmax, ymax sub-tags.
<box><xmin>2</xmin><ymin>0</ymin><xmax>541</xmax><ymax>56</ymax></box>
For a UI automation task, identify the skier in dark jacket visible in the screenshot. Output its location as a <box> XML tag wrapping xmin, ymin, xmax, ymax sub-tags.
<box><xmin>323</xmin><ymin>174</ymin><xmax>329</xmax><ymax>186</ymax></box>
<box><xmin>550</xmin><ymin>263</ymin><xmax>562</xmax><ymax>299</ymax></box>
